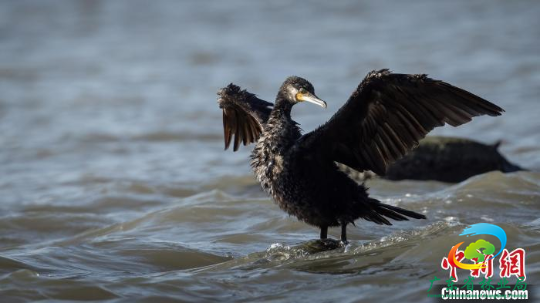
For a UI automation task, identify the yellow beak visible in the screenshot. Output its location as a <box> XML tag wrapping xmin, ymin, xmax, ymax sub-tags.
<box><xmin>296</xmin><ymin>92</ymin><xmax>327</xmax><ymax>108</ymax></box>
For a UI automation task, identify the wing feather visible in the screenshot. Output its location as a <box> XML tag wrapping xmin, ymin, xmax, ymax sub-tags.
<box><xmin>217</xmin><ymin>84</ymin><xmax>273</xmax><ymax>151</ymax></box>
<box><xmin>300</xmin><ymin>69</ymin><xmax>503</xmax><ymax>175</ymax></box>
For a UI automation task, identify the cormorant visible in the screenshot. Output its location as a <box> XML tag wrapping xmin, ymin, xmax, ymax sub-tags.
<box><xmin>338</xmin><ymin>136</ymin><xmax>524</xmax><ymax>183</ymax></box>
<box><xmin>217</xmin><ymin>69</ymin><xmax>503</xmax><ymax>242</ymax></box>
<box><xmin>383</xmin><ymin>136</ymin><xmax>523</xmax><ymax>182</ymax></box>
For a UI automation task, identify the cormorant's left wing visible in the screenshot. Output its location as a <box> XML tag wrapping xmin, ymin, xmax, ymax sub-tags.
<box><xmin>218</xmin><ymin>84</ymin><xmax>273</xmax><ymax>151</ymax></box>
<box><xmin>299</xmin><ymin>69</ymin><xmax>504</xmax><ymax>175</ymax></box>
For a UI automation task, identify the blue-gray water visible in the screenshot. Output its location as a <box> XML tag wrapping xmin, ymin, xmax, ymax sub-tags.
<box><xmin>1</xmin><ymin>0</ymin><xmax>539</xmax><ymax>302</ymax></box>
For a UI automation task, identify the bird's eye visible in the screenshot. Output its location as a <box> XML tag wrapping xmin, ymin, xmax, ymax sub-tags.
<box><xmin>299</xmin><ymin>88</ymin><xmax>307</xmax><ymax>94</ymax></box>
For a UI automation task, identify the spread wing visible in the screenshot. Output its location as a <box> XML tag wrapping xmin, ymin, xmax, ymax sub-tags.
<box><xmin>300</xmin><ymin>69</ymin><xmax>504</xmax><ymax>175</ymax></box>
<box><xmin>217</xmin><ymin>84</ymin><xmax>273</xmax><ymax>151</ymax></box>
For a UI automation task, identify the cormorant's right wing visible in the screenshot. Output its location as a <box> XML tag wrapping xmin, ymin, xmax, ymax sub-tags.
<box><xmin>299</xmin><ymin>69</ymin><xmax>504</xmax><ymax>175</ymax></box>
<box><xmin>217</xmin><ymin>84</ymin><xmax>273</xmax><ymax>151</ymax></box>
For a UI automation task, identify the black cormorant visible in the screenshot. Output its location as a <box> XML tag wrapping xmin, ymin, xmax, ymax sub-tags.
<box><xmin>338</xmin><ymin>136</ymin><xmax>524</xmax><ymax>183</ymax></box>
<box><xmin>217</xmin><ymin>69</ymin><xmax>503</xmax><ymax>242</ymax></box>
<box><xmin>383</xmin><ymin>136</ymin><xmax>523</xmax><ymax>182</ymax></box>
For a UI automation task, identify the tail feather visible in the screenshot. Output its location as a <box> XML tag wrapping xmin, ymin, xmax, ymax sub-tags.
<box><xmin>379</xmin><ymin>203</ymin><xmax>426</xmax><ymax>220</ymax></box>
<box><xmin>376</xmin><ymin>206</ymin><xmax>410</xmax><ymax>221</ymax></box>
<box><xmin>365</xmin><ymin>198</ymin><xmax>426</xmax><ymax>225</ymax></box>
<box><xmin>364</xmin><ymin>211</ymin><xmax>392</xmax><ymax>225</ymax></box>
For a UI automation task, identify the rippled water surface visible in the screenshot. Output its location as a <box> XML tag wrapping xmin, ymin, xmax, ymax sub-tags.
<box><xmin>1</xmin><ymin>0</ymin><xmax>539</xmax><ymax>302</ymax></box>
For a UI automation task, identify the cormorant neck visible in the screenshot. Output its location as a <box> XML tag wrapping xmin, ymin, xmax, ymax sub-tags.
<box><xmin>272</xmin><ymin>93</ymin><xmax>294</xmax><ymax>118</ymax></box>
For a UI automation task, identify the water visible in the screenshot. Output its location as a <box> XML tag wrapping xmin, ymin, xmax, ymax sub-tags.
<box><xmin>1</xmin><ymin>0</ymin><xmax>539</xmax><ymax>301</ymax></box>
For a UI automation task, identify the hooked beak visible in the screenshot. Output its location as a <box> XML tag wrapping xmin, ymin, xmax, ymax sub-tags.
<box><xmin>296</xmin><ymin>92</ymin><xmax>327</xmax><ymax>108</ymax></box>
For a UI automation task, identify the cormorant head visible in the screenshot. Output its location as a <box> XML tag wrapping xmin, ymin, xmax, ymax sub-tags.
<box><xmin>279</xmin><ymin>76</ymin><xmax>327</xmax><ymax>108</ymax></box>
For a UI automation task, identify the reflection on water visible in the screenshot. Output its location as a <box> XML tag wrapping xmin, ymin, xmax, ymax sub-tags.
<box><xmin>0</xmin><ymin>0</ymin><xmax>539</xmax><ymax>301</ymax></box>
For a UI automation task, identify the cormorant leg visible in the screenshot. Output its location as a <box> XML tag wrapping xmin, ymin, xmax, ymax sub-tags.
<box><xmin>340</xmin><ymin>223</ymin><xmax>348</xmax><ymax>243</ymax></box>
<box><xmin>320</xmin><ymin>226</ymin><xmax>328</xmax><ymax>239</ymax></box>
